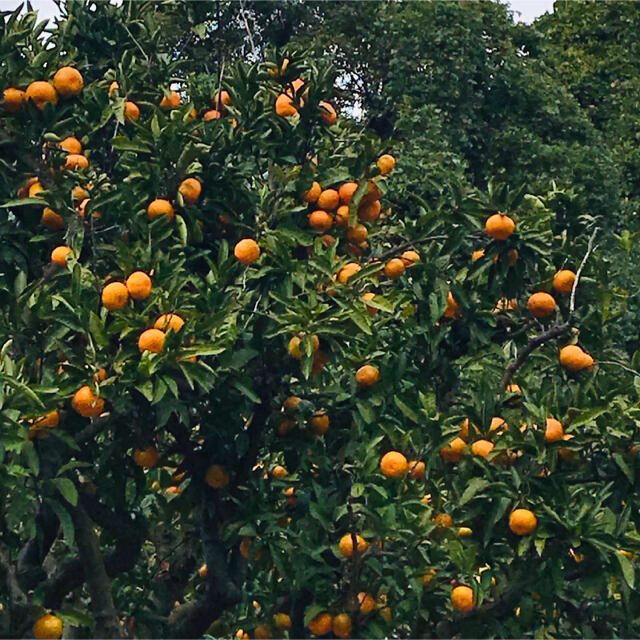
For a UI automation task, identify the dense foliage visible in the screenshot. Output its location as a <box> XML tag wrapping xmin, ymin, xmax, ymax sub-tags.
<box><xmin>1</xmin><ymin>2</ymin><xmax>640</xmax><ymax>639</ymax></box>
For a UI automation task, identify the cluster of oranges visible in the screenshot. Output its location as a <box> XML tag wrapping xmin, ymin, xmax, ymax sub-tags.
<box><xmin>3</xmin><ymin>66</ymin><xmax>83</xmax><ymax>113</ymax></box>
<box><xmin>274</xmin><ymin>75</ymin><xmax>337</xmax><ymax>125</ymax></box>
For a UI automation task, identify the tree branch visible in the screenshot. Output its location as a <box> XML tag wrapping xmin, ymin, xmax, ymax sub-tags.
<box><xmin>569</xmin><ymin>228</ymin><xmax>598</xmax><ymax>319</ymax></box>
<box><xmin>373</xmin><ymin>234</ymin><xmax>448</xmax><ymax>263</ymax></box>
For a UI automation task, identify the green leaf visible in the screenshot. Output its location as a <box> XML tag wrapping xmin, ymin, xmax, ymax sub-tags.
<box><xmin>616</xmin><ymin>551</ymin><xmax>635</xmax><ymax>589</ymax></box>
<box><xmin>394</xmin><ymin>397</ymin><xmax>418</xmax><ymax>423</ymax></box>
<box><xmin>50</xmin><ymin>478</ymin><xmax>78</xmax><ymax>506</ymax></box>
<box><xmin>459</xmin><ymin>478</ymin><xmax>490</xmax><ymax>506</ymax></box>
<box><xmin>45</xmin><ymin>498</ymin><xmax>74</xmax><ymax>547</ymax></box>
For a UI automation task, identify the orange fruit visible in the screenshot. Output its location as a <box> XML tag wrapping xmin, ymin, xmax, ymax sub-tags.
<box><xmin>360</xmin><ymin>180</ymin><xmax>383</xmax><ymax>205</ymax></box>
<box><xmin>215</xmin><ymin>90</ymin><xmax>232</xmax><ymax>109</ymax></box>
<box><xmin>283</xmin><ymin>395</ymin><xmax>302</xmax><ymax>414</ymax></box>
<box><xmin>458</xmin><ymin>526</ymin><xmax>473</xmax><ymax>537</ymax></box>
<box><xmin>377</xmin><ymin>154</ymin><xmax>395</xmax><ymax>175</ymax></box>
<box><xmin>311</xmin><ymin>349</ymin><xmax>329</xmax><ymax>375</ymax></box>
<box><xmin>95</xmin><ymin>368</ymin><xmax>107</xmax><ymax>382</ymax></box>
<box><xmin>3</xmin><ymin>87</ymin><xmax>26</xmax><ymax>112</ymax></box>
<box><xmin>159</xmin><ymin>90</ymin><xmax>181</xmax><ymax>108</ymax></box>
<box><xmin>357</xmin><ymin>199</ymin><xmax>381</xmax><ymax>222</ymax></box>
<box><xmin>33</xmin><ymin>410</ymin><xmax>60</xmax><ymax>429</ymax></box>
<box><xmin>485</xmin><ymin>213</ymin><xmax>515</xmax><ymax>240</ymax></box>
<box><xmin>165</xmin><ymin>485</ymin><xmax>181</xmax><ymax>495</ymax></box>
<box><xmin>133</xmin><ymin>446</ymin><xmax>159</xmax><ymax>468</ymax></box>
<box><xmin>319</xmin><ymin>101</ymin><xmax>337</xmax><ymax>125</ymax></box>
<box><xmin>421</xmin><ymin>568</ymin><xmax>437</xmax><ymax>585</ymax></box>
<box><xmin>339</xmin><ymin>182</ymin><xmax>358</xmax><ymax>205</ymax></box>
<box><xmin>358</xmin><ymin>592</ymin><xmax>376</xmax><ymax>614</ymax></box>
<box><xmin>138</xmin><ymin>329</ymin><xmax>165</xmax><ymax>353</ymax></box>
<box><xmin>234</xmin><ymin>238</ymin><xmax>261</xmax><ymax>264</ymax></box>
<box><xmin>361</xmin><ymin>292</ymin><xmax>378</xmax><ymax>316</ymax></box>
<box><xmin>288</xmin><ymin>334</ymin><xmax>319</xmax><ymax>359</ymax></box>
<box><xmin>239</xmin><ymin>536</ymin><xmax>259</xmax><ymax>559</ymax></box>
<box><xmin>507</xmin><ymin>383</ymin><xmax>521</xmax><ymax>394</ymax></box>
<box><xmin>379</xmin><ymin>606</ymin><xmax>392</xmax><ymax>622</ymax></box>
<box><xmin>77</xmin><ymin>197</ymin><xmax>98</xmax><ymax>218</ymax></box>
<box><xmin>459</xmin><ymin>418</ymin><xmax>471</xmax><ymax>441</ymax></box>
<box><xmin>407</xmin><ymin>460</ymin><xmax>425</xmax><ymax>479</ymax></box>
<box><xmin>72</xmin><ymin>185</ymin><xmax>88</xmax><ymax>200</ymax></box>
<box><xmin>544</xmin><ymin>417</ymin><xmax>564</xmax><ymax>442</ymax></box>
<box><xmin>471</xmin><ymin>439</ymin><xmax>494</xmax><ymax>459</ymax></box>
<box><xmin>308</xmin><ymin>210</ymin><xmax>333</xmax><ymax>232</ymax></box>
<box><xmin>317</xmin><ymin>189</ymin><xmax>340</xmax><ymax>210</ymax></box>
<box><xmin>101</xmin><ymin>282</ymin><xmax>129</xmax><ymax>310</ymax></box>
<box><xmin>337</xmin><ymin>262</ymin><xmax>361</xmax><ymax>284</ymax></box>
<box><xmin>310</xmin><ymin>411</ymin><xmax>330</xmax><ymax>435</ymax></box>
<box><xmin>270</xmin><ymin>465</ymin><xmax>287</xmax><ymax>479</ymax></box>
<box><xmin>198</xmin><ymin>563</ymin><xmax>208</xmax><ymax>578</ymax></box>
<box><xmin>303</xmin><ymin>181</ymin><xmax>322</xmax><ymax>203</ymax></box>
<box><xmin>433</xmin><ymin>513</ymin><xmax>453</xmax><ymax>528</ymax></box>
<box><xmin>63</xmin><ymin>153</ymin><xmax>89</xmax><ymax>170</ymax></box>
<box><xmin>380</xmin><ymin>451</ymin><xmax>409</xmax><ymax>478</ymax></box>
<box><xmin>41</xmin><ymin>208</ymin><xmax>64</xmax><ymax>230</ymax></box>
<box><xmin>205</xmin><ymin>464</ymin><xmax>230</xmax><ymax>488</ymax></box>
<box><xmin>527</xmin><ymin>292</ymin><xmax>556</xmax><ymax>318</ymax></box>
<box><xmin>53</xmin><ymin>66</ymin><xmax>83</xmax><ymax>98</ymax></box>
<box><xmin>154</xmin><ymin>314</ymin><xmax>185</xmax><ymax>333</ymax></box>
<box><xmin>334</xmin><ymin>205</ymin><xmax>349</xmax><ymax>227</ymax></box>
<box><xmin>51</xmin><ymin>245</ymin><xmax>73</xmax><ymax>266</ymax></box>
<box><xmin>492</xmin><ymin>297</ymin><xmax>518</xmax><ymax>313</ymax></box>
<box><xmin>443</xmin><ymin>292</ymin><xmax>460</xmax><ymax>318</ymax></box>
<box><xmin>58</xmin><ymin>136</ymin><xmax>82</xmax><ymax>154</ymax></box>
<box><xmin>559</xmin><ymin>344</ymin><xmax>594</xmax><ymax>371</ymax></box>
<box><xmin>440</xmin><ymin>437</ymin><xmax>466</xmax><ymax>462</ymax></box>
<box><xmin>472</xmin><ymin>248</ymin><xmax>485</xmax><ymax>262</ymax></box>
<box><xmin>125</xmin><ymin>101</ymin><xmax>140</xmax><ymax>121</ymax></box>
<box><xmin>254</xmin><ymin>624</ymin><xmax>272</xmax><ymax>639</ymax></box>
<box><xmin>108</xmin><ymin>81</ymin><xmax>119</xmax><ymax>97</ymax></box>
<box><xmin>284</xmin><ymin>486</ymin><xmax>297</xmax><ymax>506</ymax></box>
<box><xmin>29</xmin><ymin>181</ymin><xmax>44</xmax><ymax>198</ymax></box>
<box><xmin>384</xmin><ymin>258</ymin><xmax>405</xmax><ymax>280</ymax></box>
<box><xmin>451</xmin><ymin>585</ymin><xmax>475</xmax><ymax>613</ymax></box>
<box><xmin>147</xmin><ymin>198</ymin><xmax>174</xmax><ymax>221</ymax></box>
<box><xmin>25</xmin><ymin>81</ymin><xmax>58</xmax><ymax>109</ymax></box>
<box><xmin>72</xmin><ymin>385</ymin><xmax>105</xmax><ymax>418</ymax></box>
<box><xmin>509</xmin><ymin>508</ymin><xmax>537</xmax><ymax>535</ymax></box>
<box><xmin>273</xmin><ymin>613</ymin><xmax>291</xmax><ymax>630</ymax></box>
<box><xmin>489</xmin><ymin>416</ymin><xmax>507</xmax><ymax>433</ymax></box>
<box><xmin>356</xmin><ymin>364</ymin><xmax>379</xmax><ymax>387</ymax></box>
<box><xmin>346</xmin><ymin>223</ymin><xmax>368</xmax><ymax>244</ymax></box>
<box><xmin>203</xmin><ymin>108</ymin><xmax>222</xmax><ymax>121</ymax></box>
<box><xmin>178</xmin><ymin>178</ymin><xmax>202</xmax><ymax>204</ymax></box>
<box><xmin>338</xmin><ymin>533</ymin><xmax>369</xmax><ymax>557</ymax></box>
<box><xmin>401</xmin><ymin>250</ymin><xmax>420</xmax><ymax>267</ymax></box>
<box><xmin>332</xmin><ymin>613</ymin><xmax>351</xmax><ymax>639</ymax></box>
<box><xmin>33</xmin><ymin>613</ymin><xmax>63</xmax><ymax>639</ymax></box>
<box><xmin>126</xmin><ymin>271</ymin><xmax>152</xmax><ymax>300</ymax></box>
<box><xmin>553</xmin><ymin>269</ymin><xmax>576</xmax><ymax>295</ymax></box>
<box><xmin>321</xmin><ymin>234</ymin><xmax>335</xmax><ymax>247</ymax></box>
<box><xmin>308</xmin><ymin>612</ymin><xmax>333</xmax><ymax>636</ymax></box>
<box><xmin>275</xmin><ymin>93</ymin><xmax>297</xmax><ymax>117</ymax></box>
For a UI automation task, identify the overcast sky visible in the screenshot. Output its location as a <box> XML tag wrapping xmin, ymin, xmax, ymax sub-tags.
<box><xmin>15</xmin><ymin>0</ymin><xmax>556</xmax><ymax>26</ymax></box>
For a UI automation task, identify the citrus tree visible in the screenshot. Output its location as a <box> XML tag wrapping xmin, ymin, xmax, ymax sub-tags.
<box><xmin>1</xmin><ymin>2</ymin><xmax>639</xmax><ymax>639</ymax></box>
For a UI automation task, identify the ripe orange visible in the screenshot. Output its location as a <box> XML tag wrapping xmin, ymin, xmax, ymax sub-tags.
<box><xmin>339</xmin><ymin>181</ymin><xmax>358</xmax><ymax>205</ymax></box>
<box><xmin>440</xmin><ymin>437</ymin><xmax>466</xmax><ymax>462</ymax></box>
<box><xmin>451</xmin><ymin>585</ymin><xmax>475</xmax><ymax>613</ymax></box>
<box><xmin>507</xmin><ymin>383</ymin><xmax>521</xmax><ymax>394</ymax></box>
<box><xmin>485</xmin><ymin>213</ymin><xmax>515</xmax><ymax>240</ymax></box>
<box><xmin>284</xmin><ymin>486</ymin><xmax>297</xmax><ymax>506</ymax></box>
<box><xmin>332</xmin><ymin>205</ymin><xmax>347</xmax><ymax>228</ymax></box>
<box><xmin>319</xmin><ymin>101</ymin><xmax>337</xmax><ymax>125</ymax></box>
<box><xmin>346</xmin><ymin>223</ymin><xmax>368</xmax><ymax>244</ymax></box>
<box><xmin>234</xmin><ymin>238</ymin><xmax>261</xmax><ymax>264</ymax></box>
<box><xmin>51</xmin><ymin>245</ymin><xmax>73</xmax><ymax>266</ymax></box>
<box><xmin>216</xmin><ymin>90</ymin><xmax>232</xmax><ymax>109</ymax></box>
<box><xmin>108</xmin><ymin>81</ymin><xmax>119</xmax><ymax>96</ymax></box>
<box><xmin>559</xmin><ymin>344</ymin><xmax>594</xmax><ymax>371</ymax></box>
<box><xmin>408</xmin><ymin>460</ymin><xmax>425</xmax><ymax>479</ymax></box>
<box><xmin>63</xmin><ymin>154</ymin><xmax>89</xmax><ymax>170</ymax></box>
<box><xmin>198</xmin><ymin>563</ymin><xmax>208</xmax><ymax>578</ymax></box>
<box><xmin>356</xmin><ymin>364</ymin><xmax>379</xmax><ymax>387</ymax></box>
<box><xmin>178</xmin><ymin>177</ymin><xmax>202</xmax><ymax>204</ymax></box>
<box><xmin>283</xmin><ymin>395</ymin><xmax>302</xmax><ymax>414</ymax></box>
<box><xmin>361</xmin><ymin>292</ymin><xmax>378</xmax><ymax>316</ymax></box>
<box><xmin>545</xmin><ymin>417</ymin><xmax>564</xmax><ymax>442</ymax></box>
<box><xmin>421</xmin><ymin>568</ymin><xmax>437</xmax><ymax>585</ymax></box>
<box><xmin>338</xmin><ymin>533</ymin><xmax>369</xmax><ymax>557</ymax></box>
<box><xmin>377</xmin><ymin>154</ymin><xmax>395</xmax><ymax>175</ymax></box>
<box><xmin>270</xmin><ymin>465</ymin><xmax>287</xmax><ymax>479</ymax></box>
<box><xmin>357</xmin><ymin>199</ymin><xmax>381</xmax><ymax>222</ymax></box>
<box><xmin>29</xmin><ymin>181</ymin><xmax>44</xmax><ymax>198</ymax></box>
<box><xmin>147</xmin><ymin>198</ymin><xmax>174</xmax><ymax>221</ymax></box>
<box><xmin>308</xmin><ymin>210</ymin><xmax>334</xmax><ymax>232</ymax></box>
<box><xmin>125</xmin><ymin>101</ymin><xmax>140</xmax><ymax>120</ymax></box>
<box><xmin>254</xmin><ymin>624</ymin><xmax>272</xmax><ymax>639</ymax></box>
<box><xmin>59</xmin><ymin>136</ymin><xmax>82</xmax><ymax>154</ymax></box>
<box><xmin>321</xmin><ymin>234</ymin><xmax>336</xmax><ymax>247</ymax></box>
<box><xmin>459</xmin><ymin>418</ymin><xmax>471</xmax><ymax>441</ymax></box>
<box><xmin>288</xmin><ymin>334</ymin><xmax>319</xmax><ymax>359</ymax></box>
<box><xmin>317</xmin><ymin>188</ymin><xmax>340</xmax><ymax>210</ymax></box>
<box><xmin>308</xmin><ymin>612</ymin><xmax>333</xmax><ymax>636</ymax></box>
<box><xmin>205</xmin><ymin>464</ymin><xmax>230</xmax><ymax>488</ymax></box>
<box><xmin>72</xmin><ymin>385</ymin><xmax>105</xmax><ymax>418</ymax></box>
<box><xmin>401</xmin><ymin>250</ymin><xmax>420</xmax><ymax>267</ymax></box>
<box><xmin>273</xmin><ymin>613</ymin><xmax>291</xmax><ymax>630</ymax></box>
<box><xmin>275</xmin><ymin>93</ymin><xmax>297</xmax><ymax>117</ymax></box>
<box><xmin>472</xmin><ymin>248</ymin><xmax>485</xmax><ymax>262</ymax></box>
<box><xmin>303</xmin><ymin>181</ymin><xmax>322</xmax><ymax>203</ymax></box>
<box><xmin>489</xmin><ymin>416</ymin><xmax>507</xmax><ymax>433</ymax></box>
<box><xmin>443</xmin><ymin>292</ymin><xmax>460</xmax><ymax>318</ymax></box>
<box><xmin>33</xmin><ymin>410</ymin><xmax>60</xmax><ymax>429</ymax></box>
<box><xmin>337</xmin><ymin>262</ymin><xmax>361</xmax><ymax>284</ymax></box>
<box><xmin>53</xmin><ymin>66</ymin><xmax>83</xmax><ymax>98</ymax></box>
<box><xmin>138</xmin><ymin>329</ymin><xmax>165</xmax><ymax>353</ymax></box>
<box><xmin>358</xmin><ymin>592</ymin><xmax>376</xmax><ymax>614</ymax></box>
<box><xmin>154</xmin><ymin>314</ymin><xmax>185</xmax><ymax>333</ymax></box>
<box><xmin>553</xmin><ymin>269</ymin><xmax>576</xmax><ymax>295</ymax></box>
<box><xmin>433</xmin><ymin>513</ymin><xmax>453</xmax><ymax>528</ymax></box>
<box><xmin>42</xmin><ymin>208</ymin><xmax>64</xmax><ymax>230</ymax></box>
<box><xmin>33</xmin><ymin>613</ymin><xmax>63</xmax><ymax>639</ymax></box>
<box><xmin>527</xmin><ymin>292</ymin><xmax>556</xmax><ymax>318</ymax></box>
<box><xmin>509</xmin><ymin>508</ymin><xmax>537</xmax><ymax>535</ymax></box>
<box><xmin>126</xmin><ymin>271</ymin><xmax>152</xmax><ymax>300</ymax></box>
<box><xmin>159</xmin><ymin>90</ymin><xmax>181</xmax><ymax>108</ymax></box>
<box><xmin>384</xmin><ymin>258</ymin><xmax>405</xmax><ymax>280</ymax></box>
<box><xmin>203</xmin><ymin>109</ymin><xmax>222</xmax><ymax>121</ymax></box>
<box><xmin>3</xmin><ymin>87</ymin><xmax>26</xmax><ymax>112</ymax></box>
<box><xmin>471</xmin><ymin>439</ymin><xmax>494</xmax><ymax>458</ymax></box>
<box><xmin>310</xmin><ymin>411</ymin><xmax>330</xmax><ymax>435</ymax></box>
<box><xmin>133</xmin><ymin>446</ymin><xmax>159</xmax><ymax>468</ymax></box>
<box><xmin>102</xmin><ymin>282</ymin><xmax>129</xmax><ymax>310</ymax></box>
<box><xmin>165</xmin><ymin>485</ymin><xmax>181</xmax><ymax>495</ymax></box>
<box><xmin>380</xmin><ymin>451</ymin><xmax>409</xmax><ymax>478</ymax></box>
<box><xmin>25</xmin><ymin>81</ymin><xmax>58</xmax><ymax>109</ymax></box>
<box><xmin>332</xmin><ymin>613</ymin><xmax>351</xmax><ymax>638</ymax></box>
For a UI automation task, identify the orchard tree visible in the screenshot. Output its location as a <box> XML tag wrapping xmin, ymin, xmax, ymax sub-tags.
<box><xmin>1</xmin><ymin>2</ymin><xmax>640</xmax><ymax>640</ymax></box>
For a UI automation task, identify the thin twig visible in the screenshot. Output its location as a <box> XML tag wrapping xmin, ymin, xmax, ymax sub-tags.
<box><xmin>598</xmin><ymin>361</ymin><xmax>640</xmax><ymax>377</ymax></box>
<box><xmin>238</xmin><ymin>0</ymin><xmax>256</xmax><ymax>58</ymax></box>
<box><xmin>569</xmin><ymin>228</ymin><xmax>599</xmax><ymax>318</ymax></box>
<box><xmin>373</xmin><ymin>234</ymin><xmax>448</xmax><ymax>263</ymax></box>
<box><xmin>124</xmin><ymin>25</ymin><xmax>150</xmax><ymax>63</ymax></box>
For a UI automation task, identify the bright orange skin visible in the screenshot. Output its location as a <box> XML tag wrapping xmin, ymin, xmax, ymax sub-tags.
<box><xmin>434</xmin><ymin>513</ymin><xmax>453</xmax><ymax>528</ymax></box>
<box><xmin>559</xmin><ymin>344</ymin><xmax>594</xmax><ymax>371</ymax></box>
<box><xmin>3</xmin><ymin>87</ymin><xmax>26</xmax><ymax>112</ymax></box>
<box><xmin>126</xmin><ymin>271</ymin><xmax>152</xmax><ymax>300</ymax></box>
<box><xmin>108</xmin><ymin>81</ymin><xmax>119</xmax><ymax>96</ymax></box>
<box><xmin>377</xmin><ymin>154</ymin><xmax>395</xmax><ymax>175</ymax></box>
<box><xmin>125</xmin><ymin>101</ymin><xmax>140</xmax><ymax>120</ymax></box>
<box><xmin>356</xmin><ymin>364</ymin><xmax>379</xmax><ymax>387</ymax></box>
<box><xmin>159</xmin><ymin>90</ymin><xmax>181</xmax><ymax>108</ymax></box>
<box><xmin>358</xmin><ymin>592</ymin><xmax>376</xmax><ymax>614</ymax></box>
<box><xmin>138</xmin><ymin>329</ymin><xmax>165</xmax><ymax>353</ymax></box>
<box><xmin>288</xmin><ymin>334</ymin><xmax>319</xmax><ymax>359</ymax></box>
<box><xmin>72</xmin><ymin>386</ymin><xmax>105</xmax><ymax>418</ymax></box>
<box><xmin>179</xmin><ymin>178</ymin><xmax>202</xmax><ymax>204</ymax></box>
<box><xmin>284</xmin><ymin>486</ymin><xmax>297</xmax><ymax>506</ymax></box>
<box><xmin>471</xmin><ymin>439</ymin><xmax>494</xmax><ymax>458</ymax></box>
<box><xmin>443</xmin><ymin>292</ymin><xmax>460</xmax><ymax>318</ymax></box>
<box><xmin>42</xmin><ymin>208</ymin><xmax>64</xmax><ymax>230</ymax></box>
<box><xmin>308</xmin><ymin>612</ymin><xmax>333</xmax><ymax>636</ymax></box>
<box><xmin>362</xmin><ymin>292</ymin><xmax>378</xmax><ymax>316</ymax></box>
<box><xmin>234</xmin><ymin>238</ymin><xmax>261</xmax><ymax>264</ymax></box>
<box><xmin>53</xmin><ymin>66</ymin><xmax>84</xmax><ymax>98</ymax></box>
<box><xmin>133</xmin><ymin>446</ymin><xmax>159</xmax><ymax>468</ymax></box>
<box><xmin>25</xmin><ymin>81</ymin><xmax>58</xmax><ymax>109</ymax></box>
<box><xmin>59</xmin><ymin>136</ymin><xmax>82</xmax><ymax>154</ymax></box>
<box><xmin>332</xmin><ymin>613</ymin><xmax>352</xmax><ymax>638</ymax></box>
<box><xmin>102</xmin><ymin>282</ymin><xmax>129</xmax><ymax>310</ymax></box>
<box><xmin>216</xmin><ymin>90</ymin><xmax>232</xmax><ymax>108</ymax></box>
<box><xmin>401</xmin><ymin>250</ymin><xmax>420</xmax><ymax>266</ymax></box>
<box><xmin>485</xmin><ymin>213</ymin><xmax>515</xmax><ymax>240</ymax></box>
<box><xmin>440</xmin><ymin>437</ymin><xmax>466</xmax><ymax>462</ymax></box>
<box><xmin>273</xmin><ymin>613</ymin><xmax>291</xmax><ymax>630</ymax></box>
<box><xmin>198</xmin><ymin>563</ymin><xmax>208</xmax><ymax>578</ymax></box>
<box><xmin>33</xmin><ymin>410</ymin><xmax>60</xmax><ymax>429</ymax></box>
<box><xmin>380</xmin><ymin>451</ymin><xmax>409</xmax><ymax>478</ymax></box>
<box><xmin>509</xmin><ymin>508</ymin><xmax>537</xmax><ymax>535</ymax></box>
<box><xmin>33</xmin><ymin>613</ymin><xmax>63</xmax><ymax>639</ymax></box>
<box><xmin>283</xmin><ymin>395</ymin><xmax>302</xmax><ymax>414</ymax></box>
<box><xmin>334</xmin><ymin>205</ymin><xmax>349</xmax><ymax>227</ymax></box>
<box><xmin>308</xmin><ymin>210</ymin><xmax>333</xmax><ymax>232</ymax></box>
<box><xmin>154</xmin><ymin>314</ymin><xmax>185</xmax><ymax>333</ymax></box>
<box><xmin>317</xmin><ymin>189</ymin><xmax>340</xmax><ymax>210</ymax></box>
<box><xmin>545</xmin><ymin>417</ymin><xmax>564</xmax><ymax>442</ymax></box>
<box><xmin>553</xmin><ymin>269</ymin><xmax>576</xmax><ymax>295</ymax></box>
<box><xmin>310</xmin><ymin>411</ymin><xmax>330</xmax><ymax>435</ymax></box>
<box><xmin>303</xmin><ymin>181</ymin><xmax>322</xmax><ymax>203</ymax></box>
<box><xmin>408</xmin><ymin>460</ymin><xmax>425</xmax><ymax>479</ymax></box>
<box><xmin>147</xmin><ymin>199</ymin><xmax>174</xmax><ymax>221</ymax></box>
<box><xmin>339</xmin><ymin>182</ymin><xmax>358</xmax><ymax>205</ymax></box>
<box><xmin>472</xmin><ymin>248</ymin><xmax>485</xmax><ymax>262</ymax></box>
<box><xmin>358</xmin><ymin>199</ymin><xmax>381</xmax><ymax>222</ymax></box>
<box><xmin>205</xmin><ymin>464</ymin><xmax>230</xmax><ymax>488</ymax></box>
<box><xmin>527</xmin><ymin>292</ymin><xmax>556</xmax><ymax>318</ymax></box>
<box><xmin>338</xmin><ymin>533</ymin><xmax>369</xmax><ymax>557</ymax></box>
<box><xmin>275</xmin><ymin>93</ymin><xmax>297</xmax><ymax>117</ymax></box>
<box><xmin>270</xmin><ymin>465</ymin><xmax>288</xmax><ymax>479</ymax></box>
<box><xmin>489</xmin><ymin>416</ymin><xmax>508</xmax><ymax>433</ymax></box>
<box><xmin>203</xmin><ymin>108</ymin><xmax>222</xmax><ymax>121</ymax></box>
<box><xmin>337</xmin><ymin>262</ymin><xmax>361</xmax><ymax>284</ymax></box>
<box><xmin>451</xmin><ymin>585</ymin><xmax>475</xmax><ymax>613</ymax></box>
<box><xmin>346</xmin><ymin>223</ymin><xmax>368</xmax><ymax>244</ymax></box>
<box><xmin>63</xmin><ymin>153</ymin><xmax>89</xmax><ymax>170</ymax></box>
<box><xmin>51</xmin><ymin>246</ymin><xmax>73</xmax><ymax>266</ymax></box>
<box><xmin>385</xmin><ymin>258</ymin><xmax>405</xmax><ymax>280</ymax></box>
<box><xmin>319</xmin><ymin>101</ymin><xmax>337</xmax><ymax>125</ymax></box>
